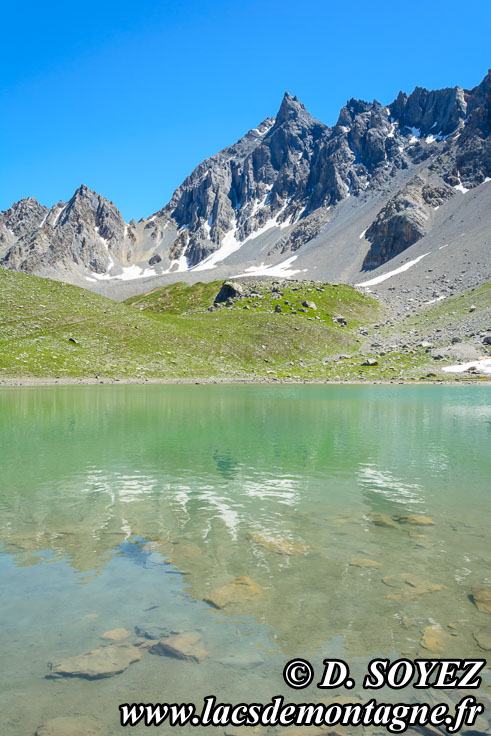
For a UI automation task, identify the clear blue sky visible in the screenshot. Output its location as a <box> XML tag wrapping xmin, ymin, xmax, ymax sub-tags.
<box><xmin>1</xmin><ymin>0</ymin><xmax>489</xmax><ymax>221</ymax></box>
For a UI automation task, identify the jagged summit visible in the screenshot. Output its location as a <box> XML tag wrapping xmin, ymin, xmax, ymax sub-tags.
<box><xmin>274</xmin><ymin>92</ymin><xmax>309</xmax><ymax>126</ymax></box>
<box><xmin>0</xmin><ymin>71</ymin><xmax>489</xmax><ymax>298</ymax></box>
<box><xmin>389</xmin><ymin>85</ymin><xmax>467</xmax><ymax>137</ymax></box>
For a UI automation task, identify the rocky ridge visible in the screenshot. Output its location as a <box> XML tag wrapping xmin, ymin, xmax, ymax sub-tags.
<box><xmin>0</xmin><ymin>71</ymin><xmax>489</xmax><ymax>294</ymax></box>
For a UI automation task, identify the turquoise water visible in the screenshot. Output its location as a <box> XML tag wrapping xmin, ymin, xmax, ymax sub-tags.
<box><xmin>0</xmin><ymin>385</ymin><xmax>490</xmax><ymax>734</ymax></box>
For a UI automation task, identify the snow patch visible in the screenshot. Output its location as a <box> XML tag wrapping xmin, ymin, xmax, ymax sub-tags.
<box><xmin>162</xmin><ymin>253</ymin><xmax>189</xmax><ymax>274</ymax></box>
<box><xmin>251</xmin><ymin>120</ymin><xmax>275</xmax><ymax>137</ymax></box>
<box><xmin>51</xmin><ymin>205</ymin><xmax>65</xmax><ymax>227</ymax></box>
<box><xmin>442</xmin><ymin>358</ymin><xmax>491</xmax><ymax>375</ymax></box>
<box><xmin>94</xmin><ymin>226</ymin><xmax>109</xmax><ymax>246</ymax></box>
<box><xmin>406</xmin><ymin>126</ymin><xmax>421</xmax><ymax>144</ymax></box>
<box><xmin>176</xmin><ymin>253</ymin><xmax>188</xmax><ymax>272</ymax></box>
<box><xmin>117</xmin><ymin>265</ymin><xmax>158</xmax><ymax>281</ymax></box>
<box><xmin>233</xmin><ymin>255</ymin><xmax>305</xmax><ymax>279</ymax></box>
<box><xmin>454</xmin><ymin>173</ymin><xmax>469</xmax><ymax>194</ymax></box>
<box><xmin>356</xmin><ymin>253</ymin><xmax>430</xmax><ymax>287</ymax></box>
<box><xmin>192</xmin><ymin>228</ymin><xmax>242</xmax><ymax>272</ymax></box>
<box><xmin>89</xmin><ymin>257</ymin><xmax>158</xmax><ymax>281</ymax></box>
<box><xmin>193</xmin><ymin>207</ymin><xmax>291</xmax><ymax>272</ymax></box>
<box><xmin>423</xmin><ymin>131</ymin><xmax>449</xmax><ymax>144</ymax></box>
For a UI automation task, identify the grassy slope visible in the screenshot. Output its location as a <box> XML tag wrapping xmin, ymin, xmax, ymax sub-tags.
<box><xmin>1</xmin><ymin>268</ymin><xmax>488</xmax><ymax>382</ymax></box>
<box><xmin>126</xmin><ymin>281</ymin><xmax>222</xmax><ymax>314</ymax></box>
<box><xmin>0</xmin><ymin>270</ymin><xmax>384</xmax><ymax>380</ymax></box>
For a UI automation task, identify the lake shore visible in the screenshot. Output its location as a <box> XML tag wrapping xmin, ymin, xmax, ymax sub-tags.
<box><xmin>1</xmin><ymin>375</ymin><xmax>490</xmax><ymax>387</ymax></box>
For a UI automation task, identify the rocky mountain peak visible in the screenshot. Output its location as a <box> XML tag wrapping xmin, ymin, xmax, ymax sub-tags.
<box><xmin>268</xmin><ymin>92</ymin><xmax>325</xmax><ymax>140</ymax></box>
<box><xmin>1</xmin><ymin>70</ymin><xmax>489</xmax><ymax>288</ymax></box>
<box><xmin>274</xmin><ymin>92</ymin><xmax>309</xmax><ymax>126</ymax></box>
<box><xmin>465</xmin><ymin>69</ymin><xmax>491</xmax><ymax>115</ymax></box>
<box><xmin>389</xmin><ymin>84</ymin><xmax>467</xmax><ymax>137</ymax></box>
<box><xmin>75</xmin><ymin>183</ymin><xmax>90</xmax><ymax>196</ymax></box>
<box><xmin>0</xmin><ymin>197</ymin><xmax>48</xmax><ymax>242</ymax></box>
<box><xmin>3</xmin><ymin>196</ymin><xmax>45</xmax><ymax>219</ymax></box>
<box><xmin>337</xmin><ymin>98</ymin><xmax>378</xmax><ymax>125</ymax></box>
<box><xmin>0</xmin><ymin>184</ymin><xmax>130</xmax><ymax>276</ymax></box>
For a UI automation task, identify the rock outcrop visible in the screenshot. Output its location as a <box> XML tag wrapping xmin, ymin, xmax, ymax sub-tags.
<box><xmin>362</xmin><ymin>176</ymin><xmax>455</xmax><ymax>268</ymax></box>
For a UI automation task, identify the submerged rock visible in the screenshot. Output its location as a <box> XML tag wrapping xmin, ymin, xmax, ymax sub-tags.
<box><xmin>382</xmin><ymin>574</ymin><xmax>444</xmax><ymax>596</ymax></box>
<box><xmin>367</xmin><ymin>512</ymin><xmax>398</xmax><ymax>529</ymax></box>
<box><xmin>349</xmin><ymin>557</ymin><xmax>381</xmax><ymax>568</ymax></box>
<box><xmin>150</xmin><ymin>632</ymin><xmax>208</xmax><ymax>662</ymax></box>
<box><xmin>35</xmin><ymin>716</ymin><xmax>102</xmax><ymax>736</ymax></box>
<box><xmin>408</xmin><ymin>530</ymin><xmax>427</xmax><ymax>539</ymax></box>
<box><xmin>472</xmin><ymin>587</ymin><xmax>491</xmax><ymax>614</ymax></box>
<box><xmin>47</xmin><ymin>643</ymin><xmax>141</xmax><ymax>679</ymax></box>
<box><xmin>249</xmin><ymin>533</ymin><xmax>310</xmax><ymax>556</ymax></box>
<box><xmin>134</xmin><ymin>624</ymin><xmax>181</xmax><ymax>640</ymax></box>
<box><xmin>420</xmin><ymin>625</ymin><xmax>451</xmax><ymax>653</ymax></box>
<box><xmin>204</xmin><ymin>576</ymin><xmax>262</xmax><ymax>609</ymax></box>
<box><xmin>217</xmin><ymin>651</ymin><xmax>264</xmax><ymax>669</ymax></box>
<box><xmin>100</xmin><ymin>628</ymin><xmax>132</xmax><ymax>641</ymax></box>
<box><xmin>473</xmin><ymin>626</ymin><xmax>491</xmax><ymax>650</ymax></box>
<box><xmin>394</xmin><ymin>514</ymin><xmax>435</xmax><ymax>526</ymax></box>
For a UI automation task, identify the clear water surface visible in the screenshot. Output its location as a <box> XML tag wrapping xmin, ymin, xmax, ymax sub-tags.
<box><xmin>0</xmin><ymin>385</ymin><xmax>490</xmax><ymax>734</ymax></box>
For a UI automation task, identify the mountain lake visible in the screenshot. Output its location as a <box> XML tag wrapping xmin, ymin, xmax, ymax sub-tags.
<box><xmin>0</xmin><ymin>384</ymin><xmax>490</xmax><ymax>734</ymax></box>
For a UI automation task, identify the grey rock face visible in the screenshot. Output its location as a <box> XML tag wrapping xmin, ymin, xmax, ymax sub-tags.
<box><xmin>152</xmin><ymin>93</ymin><xmax>330</xmax><ymax>267</ymax></box>
<box><xmin>1</xmin><ymin>71</ymin><xmax>489</xmax><ymax>285</ymax></box>
<box><xmin>0</xmin><ymin>185</ymin><xmax>132</xmax><ymax>274</ymax></box>
<box><xmin>389</xmin><ymin>85</ymin><xmax>467</xmax><ymax>137</ymax></box>
<box><xmin>443</xmin><ymin>70</ymin><xmax>491</xmax><ymax>188</ymax></box>
<box><xmin>150</xmin><ymin>93</ymin><xmax>425</xmax><ymax>270</ymax></box>
<box><xmin>148</xmin><ymin>72</ymin><xmax>489</xmax><ymax>273</ymax></box>
<box><xmin>362</xmin><ymin>176</ymin><xmax>455</xmax><ymax>269</ymax></box>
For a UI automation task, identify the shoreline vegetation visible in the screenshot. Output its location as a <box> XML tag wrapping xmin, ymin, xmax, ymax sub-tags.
<box><xmin>1</xmin><ymin>268</ymin><xmax>490</xmax><ymax>385</ymax></box>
